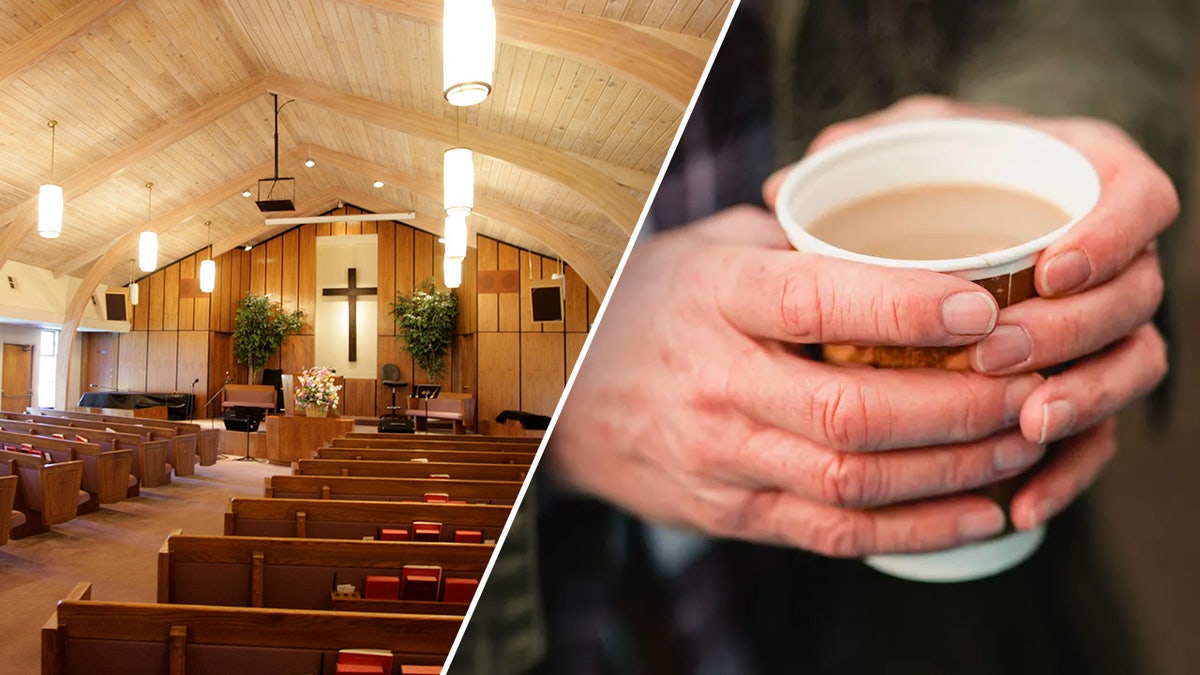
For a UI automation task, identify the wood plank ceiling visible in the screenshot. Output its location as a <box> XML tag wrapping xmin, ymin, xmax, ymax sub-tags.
<box><xmin>0</xmin><ymin>0</ymin><xmax>732</xmax><ymax>301</ymax></box>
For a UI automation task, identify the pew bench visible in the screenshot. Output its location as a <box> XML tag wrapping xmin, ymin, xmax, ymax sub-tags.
<box><xmin>331</xmin><ymin>435</ymin><xmax>540</xmax><ymax>453</ymax></box>
<box><xmin>43</xmin><ymin>582</ymin><xmax>457</xmax><ymax>674</ymax></box>
<box><xmin>157</xmin><ymin>533</ymin><xmax>491</xmax><ymax>612</ymax></box>
<box><xmin>3</xmin><ymin>411</ymin><xmax>173</xmax><ymax>486</ymax></box>
<box><xmin>293</xmin><ymin>458</ymin><xmax>528</xmax><ymax>483</ymax></box>
<box><xmin>265</xmin><ymin>475</ymin><xmax>521</xmax><ymax>506</ymax></box>
<box><xmin>0</xmin><ymin>474</ymin><xmax>19</xmax><ymax>545</ymax></box>
<box><xmin>404</xmin><ymin>395</ymin><xmax>476</xmax><ymax>435</ymax></box>
<box><xmin>316</xmin><ymin>445</ymin><xmax>535</xmax><ymax>466</ymax></box>
<box><xmin>0</xmin><ymin>424</ymin><xmax>137</xmax><ymax>502</ymax></box>
<box><xmin>224</xmin><ymin>497</ymin><xmax>510</xmax><ymax>543</ymax></box>
<box><xmin>0</xmin><ymin>454</ymin><xmax>84</xmax><ymax>538</ymax></box>
<box><xmin>29</xmin><ymin>407</ymin><xmax>219</xmax><ymax>467</ymax></box>
<box><xmin>344</xmin><ymin>430</ymin><xmax>540</xmax><ymax>445</ymax></box>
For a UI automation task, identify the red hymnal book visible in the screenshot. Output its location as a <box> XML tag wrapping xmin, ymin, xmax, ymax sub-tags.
<box><xmin>51</xmin><ymin>433</ymin><xmax>64</xmax><ymax>439</ymax></box>
<box><xmin>338</xmin><ymin>649</ymin><xmax>393</xmax><ymax>674</ymax></box>
<box><xmin>423</xmin><ymin>492</ymin><xmax>450</xmax><ymax>503</ymax></box>
<box><xmin>400</xmin><ymin>666</ymin><xmax>443</xmax><ymax>675</ymax></box>
<box><xmin>402</xmin><ymin>565</ymin><xmax>442</xmax><ymax>601</ymax></box>
<box><xmin>379</xmin><ymin>528</ymin><xmax>409</xmax><ymax>541</ymax></box>
<box><xmin>363</xmin><ymin>575</ymin><xmax>401</xmax><ymax>600</ymax></box>
<box><xmin>442</xmin><ymin>577</ymin><xmax>479</xmax><ymax>604</ymax></box>
<box><xmin>454</xmin><ymin>529</ymin><xmax>483</xmax><ymax>544</ymax></box>
<box><xmin>411</xmin><ymin>522</ymin><xmax>442</xmax><ymax>542</ymax></box>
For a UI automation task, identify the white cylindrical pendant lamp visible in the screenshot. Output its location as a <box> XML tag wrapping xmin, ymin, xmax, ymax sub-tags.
<box><xmin>444</xmin><ymin>148</ymin><xmax>474</xmax><ymax>216</ymax></box>
<box><xmin>199</xmin><ymin>258</ymin><xmax>216</xmax><ymax>293</ymax></box>
<box><xmin>138</xmin><ymin>231</ymin><xmax>158</xmax><ymax>272</ymax></box>
<box><xmin>38</xmin><ymin>184</ymin><xmax>63</xmax><ymax>238</ymax></box>
<box><xmin>129</xmin><ymin>282</ymin><xmax>140</xmax><ymax>306</ymax></box>
<box><xmin>443</xmin><ymin>0</ymin><xmax>496</xmax><ymax>106</ymax></box>
<box><xmin>443</xmin><ymin>255</ymin><xmax>463</xmax><ymax>289</ymax></box>
<box><xmin>444</xmin><ymin>214</ymin><xmax>468</xmax><ymax>259</ymax></box>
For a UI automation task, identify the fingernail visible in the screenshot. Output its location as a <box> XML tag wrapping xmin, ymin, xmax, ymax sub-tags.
<box><xmin>993</xmin><ymin>436</ymin><xmax>1046</xmax><ymax>473</ymax></box>
<box><xmin>1042</xmin><ymin>250</ymin><xmax>1092</xmax><ymax>295</ymax></box>
<box><xmin>942</xmin><ymin>291</ymin><xmax>997</xmax><ymax>335</ymax></box>
<box><xmin>1029</xmin><ymin>498</ymin><xmax>1060</xmax><ymax>529</ymax></box>
<box><xmin>1003</xmin><ymin>375</ymin><xmax>1042</xmax><ymax>425</ymax></box>
<box><xmin>1039</xmin><ymin>400</ymin><xmax>1077</xmax><ymax>443</ymax></box>
<box><xmin>974</xmin><ymin>325</ymin><xmax>1032</xmax><ymax>372</ymax></box>
<box><xmin>958</xmin><ymin>505</ymin><xmax>1007</xmax><ymax>541</ymax></box>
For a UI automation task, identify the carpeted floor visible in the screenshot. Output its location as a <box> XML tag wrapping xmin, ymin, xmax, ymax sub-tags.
<box><xmin>0</xmin><ymin>448</ymin><xmax>290</xmax><ymax>672</ymax></box>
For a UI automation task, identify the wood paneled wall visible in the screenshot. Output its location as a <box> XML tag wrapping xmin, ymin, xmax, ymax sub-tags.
<box><xmin>81</xmin><ymin>207</ymin><xmax>600</xmax><ymax>427</ymax></box>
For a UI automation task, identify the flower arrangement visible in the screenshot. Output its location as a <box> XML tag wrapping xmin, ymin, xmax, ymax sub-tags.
<box><xmin>294</xmin><ymin>366</ymin><xmax>341</xmax><ymax>411</ymax></box>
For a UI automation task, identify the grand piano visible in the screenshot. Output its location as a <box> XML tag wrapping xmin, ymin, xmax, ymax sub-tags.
<box><xmin>76</xmin><ymin>391</ymin><xmax>194</xmax><ymax>421</ymax></box>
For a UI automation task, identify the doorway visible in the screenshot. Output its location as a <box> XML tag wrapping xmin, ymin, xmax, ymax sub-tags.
<box><xmin>2</xmin><ymin>343</ymin><xmax>34</xmax><ymax>412</ymax></box>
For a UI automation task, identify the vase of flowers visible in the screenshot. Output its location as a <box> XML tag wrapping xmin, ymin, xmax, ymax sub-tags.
<box><xmin>294</xmin><ymin>366</ymin><xmax>340</xmax><ymax>417</ymax></box>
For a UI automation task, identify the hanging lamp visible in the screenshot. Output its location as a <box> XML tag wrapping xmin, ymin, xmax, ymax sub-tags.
<box><xmin>129</xmin><ymin>260</ymin><xmax>140</xmax><ymax>307</ymax></box>
<box><xmin>443</xmin><ymin>147</ymin><xmax>474</xmax><ymax>216</ymax></box>
<box><xmin>443</xmin><ymin>255</ymin><xmax>463</xmax><ymax>289</ymax></box>
<box><xmin>199</xmin><ymin>220</ymin><xmax>216</xmax><ymax>293</ymax></box>
<box><xmin>444</xmin><ymin>214</ymin><xmax>468</xmax><ymax>259</ymax></box>
<box><xmin>38</xmin><ymin>120</ymin><xmax>63</xmax><ymax>239</ymax></box>
<box><xmin>138</xmin><ymin>182</ymin><xmax>157</xmax><ymax>272</ymax></box>
<box><xmin>443</xmin><ymin>0</ymin><xmax>496</xmax><ymax>106</ymax></box>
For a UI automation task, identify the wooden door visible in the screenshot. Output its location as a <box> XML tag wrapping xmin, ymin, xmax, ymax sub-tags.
<box><xmin>2</xmin><ymin>343</ymin><xmax>34</xmax><ymax>412</ymax></box>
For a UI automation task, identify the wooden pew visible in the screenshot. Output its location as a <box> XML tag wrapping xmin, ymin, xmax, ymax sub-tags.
<box><xmin>30</xmin><ymin>407</ymin><xmax>220</xmax><ymax>466</ymax></box>
<box><xmin>9</xmin><ymin>410</ymin><xmax>193</xmax><ymax>478</ymax></box>
<box><xmin>332</xmin><ymin>435</ymin><xmax>539</xmax><ymax>452</ymax></box>
<box><xmin>0</xmin><ymin>454</ymin><xmax>84</xmax><ymax>538</ymax></box>
<box><xmin>43</xmin><ymin>582</ymin><xmax>457</xmax><ymax>674</ymax></box>
<box><xmin>316</xmin><ymin>445</ymin><xmax>535</xmax><ymax>465</ymax></box>
<box><xmin>0</xmin><ymin>411</ymin><xmax>170</xmax><ymax>488</ymax></box>
<box><xmin>343</xmin><ymin>430</ymin><xmax>540</xmax><ymax>444</ymax></box>
<box><xmin>265</xmin><ymin>475</ymin><xmax>522</xmax><ymax>505</ymax></box>
<box><xmin>224</xmin><ymin>497</ymin><xmax>511</xmax><ymax>543</ymax></box>
<box><xmin>294</xmin><ymin>458</ymin><xmax>528</xmax><ymax>482</ymax></box>
<box><xmin>404</xmin><ymin>394</ymin><xmax>476</xmax><ymax>434</ymax></box>
<box><xmin>0</xmin><ymin>424</ymin><xmax>137</xmax><ymax>502</ymax></box>
<box><xmin>0</xmin><ymin>474</ymin><xmax>18</xmax><ymax>546</ymax></box>
<box><xmin>157</xmin><ymin>534</ymin><xmax>490</xmax><ymax>614</ymax></box>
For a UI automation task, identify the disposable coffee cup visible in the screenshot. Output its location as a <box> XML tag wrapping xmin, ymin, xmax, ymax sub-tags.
<box><xmin>774</xmin><ymin>118</ymin><xmax>1101</xmax><ymax>583</ymax></box>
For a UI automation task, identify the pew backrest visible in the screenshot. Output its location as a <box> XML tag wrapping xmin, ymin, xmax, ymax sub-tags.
<box><xmin>265</xmin><ymin>475</ymin><xmax>521</xmax><ymax>505</ymax></box>
<box><xmin>224</xmin><ymin>497</ymin><xmax>510</xmax><ymax>542</ymax></box>
<box><xmin>316</xmin><ymin>446</ymin><xmax>534</xmax><ymax>465</ymax></box>
<box><xmin>0</xmin><ymin>474</ymin><xmax>16</xmax><ymax>545</ymax></box>
<box><xmin>0</xmin><ymin>453</ymin><xmax>84</xmax><ymax>524</ymax></box>
<box><xmin>294</xmin><ymin>458</ymin><xmax>528</xmax><ymax>482</ymax></box>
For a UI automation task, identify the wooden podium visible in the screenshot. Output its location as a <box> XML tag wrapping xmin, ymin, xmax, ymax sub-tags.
<box><xmin>264</xmin><ymin>415</ymin><xmax>355</xmax><ymax>465</ymax></box>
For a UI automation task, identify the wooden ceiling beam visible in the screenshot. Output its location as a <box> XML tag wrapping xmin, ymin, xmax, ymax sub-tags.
<box><xmin>0</xmin><ymin>75</ymin><xmax>268</xmax><ymax>274</ymax></box>
<box><xmin>266</xmin><ymin>74</ymin><xmax>643</xmax><ymax>234</ymax></box>
<box><xmin>348</xmin><ymin>0</ymin><xmax>706</xmax><ymax>109</ymax></box>
<box><xmin>0</xmin><ymin>0</ymin><xmax>134</xmax><ymax>83</ymax></box>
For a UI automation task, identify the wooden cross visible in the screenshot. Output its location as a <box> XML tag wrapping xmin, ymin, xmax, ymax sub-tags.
<box><xmin>322</xmin><ymin>268</ymin><xmax>377</xmax><ymax>362</ymax></box>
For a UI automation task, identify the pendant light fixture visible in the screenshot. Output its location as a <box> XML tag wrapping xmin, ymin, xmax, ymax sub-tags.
<box><xmin>38</xmin><ymin>120</ymin><xmax>63</xmax><ymax>239</ymax></box>
<box><xmin>129</xmin><ymin>260</ymin><xmax>139</xmax><ymax>307</ymax></box>
<box><xmin>138</xmin><ymin>182</ymin><xmax>157</xmax><ymax>272</ymax></box>
<box><xmin>198</xmin><ymin>220</ymin><xmax>216</xmax><ymax>293</ymax></box>
<box><xmin>444</xmin><ymin>213</ymin><xmax>468</xmax><ymax>259</ymax></box>
<box><xmin>443</xmin><ymin>0</ymin><xmax>496</xmax><ymax>107</ymax></box>
<box><xmin>443</xmin><ymin>255</ymin><xmax>463</xmax><ymax>289</ymax></box>
<box><xmin>443</xmin><ymin>147</ymin><xmax>474</xmax><ymax>216</ymax></box>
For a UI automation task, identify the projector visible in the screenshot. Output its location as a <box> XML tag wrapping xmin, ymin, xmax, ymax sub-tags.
<box><xmin>255</xmin><ymin>177</ymin><xmax>295</xmax><ymax>212</ymax></box>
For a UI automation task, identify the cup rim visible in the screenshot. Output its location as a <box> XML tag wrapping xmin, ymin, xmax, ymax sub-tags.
<box><xmin>774</xmin><ymin>118</ymin><xmax>1102</xmax><ymax>273</ymax></box>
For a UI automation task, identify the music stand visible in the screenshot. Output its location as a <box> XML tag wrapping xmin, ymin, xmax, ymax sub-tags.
<box><xmin>412</xmin><ymin>385</ymin><xmax>441</xmax><ymax>434</ymax></box>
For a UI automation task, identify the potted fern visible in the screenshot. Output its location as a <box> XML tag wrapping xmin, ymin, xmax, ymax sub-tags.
<box><xmin>391</xmin><ymin>279</ymin><xmax>458</xmax><ymax>383</ymax></box>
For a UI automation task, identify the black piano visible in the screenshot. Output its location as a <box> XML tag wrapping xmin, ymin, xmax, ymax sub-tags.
<box><xmin>76</xmin><ymin>392</ymin><xmax>194</xmax><ymax>420</ymax></box>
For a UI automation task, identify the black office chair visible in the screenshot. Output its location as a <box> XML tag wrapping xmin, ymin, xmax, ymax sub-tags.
<box><xmin>379</xmin><ymin>363</ymin><xmax>412</xmax><ymax>433</ymax></box>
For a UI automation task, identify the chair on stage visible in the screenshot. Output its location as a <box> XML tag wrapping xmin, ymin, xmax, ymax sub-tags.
<box><xmin>222</xmin><ymin>385</ymin><xmax>276</xmax><ymax>433</ymax></box>
<box><xmin>378</xmin><ymin>363</ymin><xmax>412</xmax><ymax>434</ymax></box>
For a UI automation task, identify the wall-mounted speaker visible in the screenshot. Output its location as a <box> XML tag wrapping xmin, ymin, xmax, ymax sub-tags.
<box><xmin>104</xmin><ymin>291</ymin><xmax>128</xmax><ymax>322</ymax></box>
<box><xmin>530</xmin><ymin>279</ymin><xmax>564</xmax><ymax>323</ymax></box>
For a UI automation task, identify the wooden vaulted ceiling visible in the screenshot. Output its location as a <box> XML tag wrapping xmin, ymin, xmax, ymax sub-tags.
<box><xmin>0</xmin><ymin>0</ymin><xmax>733</xmax><ymax>303</ymax></box>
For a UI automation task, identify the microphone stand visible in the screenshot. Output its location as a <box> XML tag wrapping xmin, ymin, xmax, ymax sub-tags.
<box><xmin>204</xmin><ymin>375</ymin><xmax>234</xmax><ymax>420</ymax></box>
<box><xmin>188</xmin><ymin>379</ymin><xmax>199</xmax><ymax>420</ymax></box>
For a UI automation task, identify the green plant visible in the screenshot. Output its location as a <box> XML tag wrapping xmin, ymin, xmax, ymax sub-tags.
<box><xmin>391</xmin><ymin>278</ymin><xmax>458</xmax><ymax>383</ymax></box>
<box><xmin>232</xmin><ymin>292</ymin><xmax>304</xmax><ymax>383</ymax></box>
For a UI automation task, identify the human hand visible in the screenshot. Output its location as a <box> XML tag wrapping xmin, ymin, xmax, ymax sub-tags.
<box><xmin>550</xmin><ymin>206</ymin><xmax>1047</xmax><ymax>557</ymax></box>
<box><xmin>764</xmin><ymin>96</ymin><xmax>1174</xmax><ymax>532</ymax></box>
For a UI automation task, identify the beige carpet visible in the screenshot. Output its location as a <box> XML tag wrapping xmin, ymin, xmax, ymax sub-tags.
<box><xmin>0</xmin><ymin>450</ymin><xmax>290</xmax><ymax>671</ymax></box>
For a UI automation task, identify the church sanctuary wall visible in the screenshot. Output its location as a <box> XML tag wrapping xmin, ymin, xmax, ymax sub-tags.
<box><xmin>80</xmin><ymin>207</ymin><xmax>600</xmax><ymax>425</ymax></box>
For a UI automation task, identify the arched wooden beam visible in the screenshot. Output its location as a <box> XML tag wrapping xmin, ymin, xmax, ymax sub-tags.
<box><xmin>266</xmin><ymin>74</ymin><xmax>644</xmax><ymax>234</ymax></box>
<box><xmin>350</xmin><ymin>0</ymin><xmax>709</xmax><ymax>109</ymax></box>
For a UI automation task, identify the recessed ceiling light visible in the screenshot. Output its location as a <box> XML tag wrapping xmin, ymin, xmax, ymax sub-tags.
<box><xmin>304</xmin><ymin>158</ymin><xmax>315</xmax><ymax>168</ymax></box>
<box><xmin>373</xmin><ymin>180</ymin><xmax>384</xmax><ymax>189</ymax></box>
<box><xmin>241</xmin><ymin>190</ymin><xmax>252</xmax><ymax>198</ymax></box>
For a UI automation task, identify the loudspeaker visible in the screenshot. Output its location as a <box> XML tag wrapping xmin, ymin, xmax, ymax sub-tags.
<box><xmin>530</xmin><ymin>280</ymin><xmax>564</xmax><ymax>322</ymax></box>
<box><xmin>223</xmin><ymin>412</ymin><xmax>258</xmax><ymax>432</ymax></box>
<box><xmin>378</xmin><ymin>415</ymin><xmax>415</xmax><ymax>434</ymax></box>
<box><xmin>104</xmin><ymin>291</ymin><xmax>128</xmax><ymax>321</ymax></box>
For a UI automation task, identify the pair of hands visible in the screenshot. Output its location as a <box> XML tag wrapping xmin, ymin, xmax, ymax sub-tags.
<box><xmin>551</xmin><ymin>97</ymin><xmax>1174</xmax><ymax>557</ymax></box>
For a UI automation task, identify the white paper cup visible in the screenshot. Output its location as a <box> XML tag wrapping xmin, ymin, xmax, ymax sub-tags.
<box><xmin>774</xmin><ymin>118</ymin><xmax>1101</xmax><ymax>583</ymax></box>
